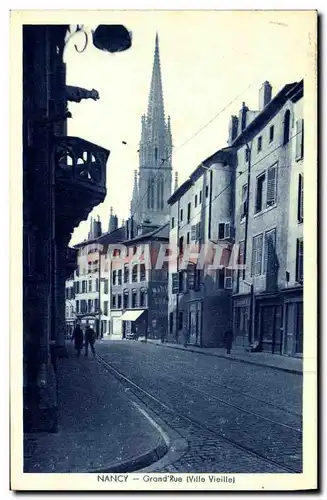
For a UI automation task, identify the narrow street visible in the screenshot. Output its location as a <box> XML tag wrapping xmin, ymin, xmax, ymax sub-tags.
<box><xmin>95</xmin><ymin>339</ymin><xmax>302</xmax><ymax>474</ymax></box>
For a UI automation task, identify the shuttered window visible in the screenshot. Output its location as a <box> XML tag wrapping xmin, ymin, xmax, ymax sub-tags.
<box><xmin>191</xmin><ymin>225</ymin><xmax>197</xmax><ymax>240</ymax></box>
<box><xmin>296</xmin><ymin>238</ymin><xmax>304</xmax><ymax>283</ymax></box>
<box><xmin>264</xmin><ymin>228</ymin><xmax>276</xmax><ymax>273</ymax></box>
<box><xmin>255</xmin><ymin>173</ymin><xmax>265</xmax><ymax>213</ymax></box>
<box><xmin>266</xmin><ymin>165</ymin><xmax>277</xmax><ymax>207</ymax></box>
<box><xmin>238</xmin><ymin>240</ymin><xmax>245</xmax><ymax>265</ymax></box>
<box><xmin>295</xmin><ymin>119</ymin><xmax>304</xmax><ymax>161</ymax></box>
<box><xmin>251</xmin><ymin>234</ymin><xmax>263</xmax><ymax>276</ymax></box>
<box><xmin>241</xmin><ymin>184</ymin><xmax>248</xmax><ymax>219</ymax></box>
<box><xmin>298</xmin><ymin>173</ymin><xmax>304</xmax><ymax>223</ymax></box>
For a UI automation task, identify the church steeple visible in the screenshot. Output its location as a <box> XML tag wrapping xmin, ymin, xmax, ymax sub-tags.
<box><xmin>131</xmin><ymin>33</ymin><xmax>173</xmax><ymax>229</ymax></box>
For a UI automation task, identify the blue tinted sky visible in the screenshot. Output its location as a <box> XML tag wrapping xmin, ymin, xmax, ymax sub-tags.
<box><xmin>66</xmin><ymin>10</ymin><xmax>314</xmax><ymax>244</ymax></box>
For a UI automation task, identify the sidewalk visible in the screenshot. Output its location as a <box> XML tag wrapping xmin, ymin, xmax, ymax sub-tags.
<box><xmin>147</xmin><ymin>339</ymin><xmax>303</xmax><ymax>374</ymax></box>
<box><xmin>23</xmin><ymin>344</ymin><xmax>168</xmax><ymax>473</ymax></box>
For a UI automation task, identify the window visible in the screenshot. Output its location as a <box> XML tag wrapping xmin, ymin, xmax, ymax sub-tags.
<box><xmin>264</xmin><ymin>228</ymin><xmax>277</xmax><ymax>273</ymax></box>
<box><xmin>241</xmin><ymin>184</ymin><xmax>248</xmax><ymax>220</ymax></box>
<box><xmin>140</xmin><ymin>290</ymin><xmax>146</xmax><ymax>307</ymax></box>
<box><xmin>252</xmin><ymin>234</ymin><xmax>263</xmax><ymax>276</ymax></box>
<box><xmin>180</xmin><ymin>209</ymin><xmax>183</xmax><ymax>221</ymax></box>
<box><xmin>171</xmin><ymin>217</ymin><xmax>175</xmax><ymax>229</ymax></box>
<box><xmin>117</xmin><ymin>295</ymin><xmax>122</xmax><ymax>309</ymax></box>
<box><xmin>195</xmin><ymin>194</ymin><xmax>198</xmax><ymax>207</ymax></box>
<box><xmin>187</xmin><ymin>232</ymin><xmax>190</xmax><ymax>244</ymax></box>
<box><xmin>88</xmin><ymin>299</ymin><xmax>92</xmax><ymax>313</ymax></box>
<box><xmin>82</xmin><ymin>280</ymin><xmax>86</xmax><ymax>293</ymax></box>
<box><xmin>295</xmin><ymin>119</ymin><xmax>304</xmax><ymax>161</ymax></box>
<box><xmin>123</xmin><ymin>291</ymin><xmax>129</xmax><ymax>309</ymax></box>
<box><xmin>266</xmin><ymin>165</ymin><xmax>277</xmax><ymax>207</ymax></box>
<box><xmin>88</xmin><ymin>280</ymin><xmax>92</xmax><ymax>292</ymax></box>
<box><xmin>187</xmin><ymin>202</ymin><xmax>191</xmax><ymax>223</ymax></box>
<box><xmin>94</xmin><ymin>298</ymin><xmax>99</xmax><ymax>311</ymax></box>
<box><xmin>132</xmin><ymin>264</ymin><xmax>138</xmax><ymax>283</ymax></box>
<box><xmin>155</xmin><ymin>146</ymin><xmax>158</xmax><ymax>160</ymax></box>
<box><xmin>76</xmin><ymin>300</ymin><xmax>80</xmax><ymax>313</ymax></box>
<box><xmin>257</xmin><ymin>136</ymin><xmax>262</xmax><ymax>153</ymax></box>
<box><xmin>104</xmin><ymin>279</ymin><xmax>109</xmax><ymax>294</ymax></box>
<box><xmin>205</xmin><ymin>185</ymin><xmax>209</xmax><ymax>198</ymax></box>
<box><xmin>269</xmin><ymin>125</ymin><xmax>274</xmax><ymax>143</ymax></box>
<box><xmin>140</xmin><ymin>264</ymin><xmax>146</xmax><ymax>281</ymax></box>
<box><xmin>96</xmin><ymin>278</ymin><xmax>99</xmax><ymax>292</ymax></box>
<box><xmin>112</xmin><ymin>295</ymin><xmax>116</xmax><ymax>309</ymax></box>
<box><xmin>81</xmin><ymin>300</ymin><xmax>87</xmax><ymax>314</ymax></box>
<box><xmin>124</xmin><ymin>264</ymin><xmax>129</xmax><ymax>283</ymax></box>
<box><xmin>255</xmin><ymin>173</ymin><xmax>266</xmax><ymax>213</ymax></box>
<box><xmin>179</xmin><ymin>236</ymin><xmax>184</xmax><ymax>256</ymax></box>
<box><xmin>199</xmin><ymin>190</ymin><xmax>202</xmax><ymax>203</ymax></box>
<box><xmin>296</xmin><ymin>238</ymin><xmax>303</xmax><ymax>283</ymax></box>
<box><xmin>132</xmin><ymin>291</ymin><xmax>138</xmax><ymax>308</ymax></box>
<box><xmin>118</xmin><ymin>269</ymin><xmax>122</xmax><ymax>285</ymax></box>
<box><xmin>245</xmin><ymin>148</ymin><xmax>249</xmax><ymax>163</ymax></box>
<box><xmin>218</xmin><ymin>222</ymin><xmax>230</xmax><ymax>240</ymax></box>
<box><xmin>103</xmin><ymin>301</ymin><xmax>108</xmax><ymax>316</ymax></box>
<box><xmin>238</xmin><ymin>240</ymin><xmax>245</xmax><ymax>266</ymax></box>
<box><xmin>298</xmin><ymin>174</ymin><xmax>304</xmax><ymax>223</ymax></box>
<box><xmin>283</xmin><ymin>110</ymin><xmax>291</xmax><ymax>145</ymax></box>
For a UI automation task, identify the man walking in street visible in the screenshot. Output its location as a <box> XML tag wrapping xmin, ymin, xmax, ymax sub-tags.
<box><xmin>71</xmin><ymin>321</ymin><xmax>83</xmax><ymax>357</ymax></box>
<box><xmin>84</xmin><ymin>321</ymin><xmax>96</xmax><ymax>357</ymax></box>
<box><xmin>224</xmin><ymin>330</ymin><xmax>234</xmax><ymax>355</ymax></box>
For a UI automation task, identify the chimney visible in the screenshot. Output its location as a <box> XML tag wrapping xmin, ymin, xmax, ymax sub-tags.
<box><xmin>228</xmin><ymin>115</ymin><xmax>239</xmax><ymax>144</ymax></box>
<box><xmin>259</xmin><ymin>81</ymin><xmax>272</xmax><ymax>111</ymax></box>
<box><xmin>238</xmin><ymin>102</ymin><xmax>248</xmax><ymax>135</ymax></box>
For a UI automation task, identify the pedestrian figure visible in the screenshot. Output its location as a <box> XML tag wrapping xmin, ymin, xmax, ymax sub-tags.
<box><xmin>160</xmin><ymin>326</ymin><xmax>166</xmax><ymax>344</ymax></box>
<box><xmin>84</xmin><ymin>322</ymin><xmax>96</xmax><ymax>357</ymax></box>
<box><xmin>144</xmin><ymin>328</ymin><xmax>149</xmax><ymax>343</ymax></box>
<box><xmin>224</xmin><ymin>330</ymin><xmax>234</xmax><ymax>355</ymax></box>
<box><xmin>71</xmin><ymin>322</ymin><xmax>83</xmax><ymax>357</ymax></box>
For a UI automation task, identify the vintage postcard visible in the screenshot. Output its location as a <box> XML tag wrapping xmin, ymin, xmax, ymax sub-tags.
<box><xmin>10</xmin><ymin>8</ymin><xmax>317</xmax><ymax>491</ymax></box>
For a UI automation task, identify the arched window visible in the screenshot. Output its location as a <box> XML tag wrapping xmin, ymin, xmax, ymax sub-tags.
<box><xmin>140</xmin><ymin>264</ymin><xmax>146</xmax><ymax>282</ymax></box>
<box><xmin>283</xmin><ymin>110</ymin><xmax>291</xmax><ymax>145</ymax></box>
<box><xmin>124</xmin><ymin>264</ymin><xmax>129</xmax><ymax>283</ymax></box>
<box><xmin>157</xmin><ymin>178</ymin><xmax>161</xmax><ymax>209</ymax></box>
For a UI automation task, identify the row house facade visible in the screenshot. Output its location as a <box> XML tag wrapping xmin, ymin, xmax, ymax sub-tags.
<box><xmin>167</xmin><ymin>79</ymin><xmax>304</xmax><ymax>356</ymax></box>
<box><xmin>65</xmin><ymin>221</ymin><xmax>169</xmax><ymax>340</ymax></box>
<box><xmin>167</xmin><ymin>148</ymin><xmax>236</xmax><ymax>347</ymax></box>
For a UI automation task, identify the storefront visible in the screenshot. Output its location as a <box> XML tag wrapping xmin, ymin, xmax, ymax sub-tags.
<box><xmin>121</xmin><ymin>309</ymin><xmax>147</xmax><ymax>339</ymax></box>
<box><xmin>255</xmin><ymin>295</ymin><xmax>283</xmax><ymax>354</ymax></box>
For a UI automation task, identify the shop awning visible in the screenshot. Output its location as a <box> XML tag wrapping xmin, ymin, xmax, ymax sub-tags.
<box><xmin>121</xmin><ymin>310</ymin><xmax>145</xmax><ymax>321</ymax></box>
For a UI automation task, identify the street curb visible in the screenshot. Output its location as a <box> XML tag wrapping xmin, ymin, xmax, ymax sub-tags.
<box><xmin>150</xmin><ymin>342</ymin><xmax>303</xmax><ymax>375</ymax></box>
<box><xmin>90</xmin><ymin>438</ymin><xmax>168</xmax><ymax>474</ymax></box>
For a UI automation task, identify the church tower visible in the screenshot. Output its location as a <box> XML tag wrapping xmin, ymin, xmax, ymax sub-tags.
<box><xmin>131</xmin><ymin>33</ymin><xmax>173</xmax><ymax>229</ymax></box>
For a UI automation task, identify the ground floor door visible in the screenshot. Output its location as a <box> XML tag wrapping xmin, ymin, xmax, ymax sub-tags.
<box><xmin>259</xmin><ymin>304</ymin><xmax>283</xmax><ymax>354</ymax></box>
<box><xmin>188</xmin><ymin>302</ymin><xmax>202</xmax><ymax>346</ymax></box>
<box><xmin>284</xmin><ymin>301</ymin><xmax>303</xmax><ymax>356</ymax></box>
<box><xmin>234</xmin><ymin>306</ymin><xmax>249</xmax><ymax>347</ymax></box>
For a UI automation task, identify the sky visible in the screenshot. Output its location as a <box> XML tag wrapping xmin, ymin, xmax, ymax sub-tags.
<box><xmin>66</xmin><ymin>10</ymin><xmax>314</xmax><ymax>245</ymax></box>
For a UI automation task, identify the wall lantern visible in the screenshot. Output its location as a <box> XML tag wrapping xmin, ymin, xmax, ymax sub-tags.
<box><xmin>64</xmin><ymin>24</ymin><xmax>132</xmax><ymax>56</ymax></box>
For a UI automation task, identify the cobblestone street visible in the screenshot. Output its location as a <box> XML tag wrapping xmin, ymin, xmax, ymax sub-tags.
<box><xmin>96</xmin><ymin>339</ymin><xmax>302</xmax><ymax>473</ymax></box>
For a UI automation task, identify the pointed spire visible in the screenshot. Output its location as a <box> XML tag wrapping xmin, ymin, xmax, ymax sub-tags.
<box><xmin>147</xmin><ymin>32</ymin><xmax>165</xmax><ymax>129</ymax></box>
<box><xmin>174</xmin><ymin>171</ymin><xmax>178</xmax><ymax>191</ymax></box>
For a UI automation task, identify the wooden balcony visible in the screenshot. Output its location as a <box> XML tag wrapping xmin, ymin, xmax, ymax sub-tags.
<box><xmin>53</xmin><ymin>136</ymin><xmax>109</xmax><ymax>235</ymax></box>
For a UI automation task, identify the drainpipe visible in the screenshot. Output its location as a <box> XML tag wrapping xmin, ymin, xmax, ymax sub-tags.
<box><xmin>242</xmin><ymin>138</ymin><xmax>254</xmax><ymax>345</ymax></box>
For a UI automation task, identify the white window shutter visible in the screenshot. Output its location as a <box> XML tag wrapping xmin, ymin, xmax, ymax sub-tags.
<box><xmin>266</xmin><ymin>166</ymin><xmax>276</xmax><ymax>207</ymax></box>
<box><xmin>224</xmin><ymin>222</ymin><xmax>230</xmax><ymax>239</ymax></box>
<box><xmin>191</xmin><ymin>225</ymin><xmax>196</xmax><ymax>240</ymax></box>
<box><xmin>295</xmin><ymin>119</ymin><xmax>304</xmax><ymax>161</ymax></box>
